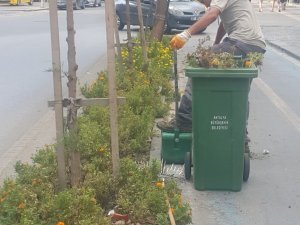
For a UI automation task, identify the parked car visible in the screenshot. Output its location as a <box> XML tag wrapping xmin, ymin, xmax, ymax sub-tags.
<box><xmin>85</xmin><ymin>0</ymin><xmax>101</xmax><ymax>7</ymax></box>
<box><xmin>57</xmin><ymin>0</ymin><xmax>86</xmax><ymax>10</ymax></box>
<box><xmin>115</xmin><ymin>0</ymin><xmax>206</xmax><ymax>33</ymax></box>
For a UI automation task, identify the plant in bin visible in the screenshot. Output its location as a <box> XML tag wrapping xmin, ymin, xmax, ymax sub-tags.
<box><xmin>187</xmin><ymin>37</ymin><xmax>264</xmax><ymax>69</ymax></box>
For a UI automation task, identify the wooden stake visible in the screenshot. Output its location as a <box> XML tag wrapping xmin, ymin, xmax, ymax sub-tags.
<box><xmin>105</xmin><ymin>0</ymin><xmax>120</xmax><ymax>176</ymax></box>
<box><xmin>48</xmin><ymin>0</ymin><xmax>67</xmax><ymax>191</ymax></box>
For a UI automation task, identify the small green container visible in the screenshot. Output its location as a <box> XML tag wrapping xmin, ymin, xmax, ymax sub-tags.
<box><xmin>161</xmin><ymin>130</ymin><xmax>192</xmax><ymax>164</ymax></box>
<box><xmin>185</xmin><ymin>66</ymin><xmax>257</xmax><ymax>191</ymax></box>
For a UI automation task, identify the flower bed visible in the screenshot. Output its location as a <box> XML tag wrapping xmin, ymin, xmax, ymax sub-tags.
<box><xmin>0</xmin><ymin>38</ymin><xmax>192</xmax><ymax>225</ymax></box>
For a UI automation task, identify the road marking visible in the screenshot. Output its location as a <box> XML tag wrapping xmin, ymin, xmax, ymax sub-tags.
<box><xmin>253</xmin><ymin>77</ymin><xmax>300</xmax><ymax>133</ymax></box>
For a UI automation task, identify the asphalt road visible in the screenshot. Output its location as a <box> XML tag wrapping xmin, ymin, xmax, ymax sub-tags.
<box><xmin>0</xmin><ymin>6</ymin><xmax>108</xmax><ymax>181</ymax></box>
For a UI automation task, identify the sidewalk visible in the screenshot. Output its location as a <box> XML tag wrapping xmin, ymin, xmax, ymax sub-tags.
<box><xmin>251</xmin><ymin>0</ymin><xmax>300</xmax><ymax>61</ymax></box>
<box><xmin>150</xmin><ymin>4</ymin><xmax>300</xmax><ymax>224</ymax></box>
<box><xmin>0</xmin><ymin>1</ymin><xmax>48</xmax><ymax>11</ymax></box>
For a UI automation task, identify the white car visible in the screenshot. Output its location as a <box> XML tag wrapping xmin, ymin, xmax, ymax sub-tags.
<box><xmin>85</xmin><ymin>0</ymin><xmax>101</xmax><ymax>7</ymax></box>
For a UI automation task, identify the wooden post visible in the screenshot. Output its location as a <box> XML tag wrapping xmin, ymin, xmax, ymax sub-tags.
<box><xmin>125</xmin><ymin>0</ymin><xmax>133</xmax><ymax>68</ymax></box>
<box><xmin>105</xmin><ymin>0</ymin><xmax>120</xmax><ymax>176</ymax></box>
<box><xmin>48</xmin><ymin>0</ymin><xmax>67</xmax><ymax>190</ymax></box>
<box><xmin>66</xmin><ymin>0</ymin><xmax>81</xmax><ymax>187</ymax></box>
<box><xmin>136</xmin><ymin>0</ymin><xmax>148</xmax><ymax>62</ymax></box>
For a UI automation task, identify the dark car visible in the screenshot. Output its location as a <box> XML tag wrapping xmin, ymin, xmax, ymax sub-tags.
<box><xmin>57</xmin><ymin>0</ymin><xmax>86</xmax><ymax>10</ymax></box>
<box><xmin>115</xmin><ymin>0</ymin><xmax>206</xmax><ymax>33</ymax></box>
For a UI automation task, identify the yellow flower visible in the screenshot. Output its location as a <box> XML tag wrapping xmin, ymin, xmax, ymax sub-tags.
<box><xmin>244</xmin><ymin>60</ymin><xmax>252</xmax><ymax>68</ymax></box>
<box><xmin>91</xmin><ymin>198</ymin><xmax>97</xmax><ymax>204</ymax></box>
<box><xmin>32</xmin><ymin>179</ymin><xmax>38</xmax><ymax>185</ymax></box>
<box><xmin>210</xmin><ymin>58</ymin><xmax>220</xmax><ymax>67</ymax></box>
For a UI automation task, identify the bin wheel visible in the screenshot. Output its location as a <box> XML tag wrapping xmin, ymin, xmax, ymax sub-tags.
<box><xmin>243</xmin><ymin>153</ymin><xmax>250</xmax><ymax>182</ymax></box>
<box><xmin>160</xmin><ymin>156</ymin><xmax>166</xmax><ymax>171</ymax></box>
<box><xmin>184</xmin><ymin>152</ymin><xmax>192</xmax><ymax>180</ymax></box>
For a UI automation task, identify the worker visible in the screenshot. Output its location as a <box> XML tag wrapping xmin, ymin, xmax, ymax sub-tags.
<box><xmin>157</xmin><ymin>0</ymin><xmax>266</xmax><ymax>148</ymax></box>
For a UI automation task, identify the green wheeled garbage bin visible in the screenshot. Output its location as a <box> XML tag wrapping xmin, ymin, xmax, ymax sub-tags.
<box><xmin>161</xmin><ymin>130</ymin><xmax>192</xmax><ymax>164</ymax></box>
<box><xmin>184</xmin><ymin>66</ymin><xmax>258</xmax><ymax>191</ymax></box>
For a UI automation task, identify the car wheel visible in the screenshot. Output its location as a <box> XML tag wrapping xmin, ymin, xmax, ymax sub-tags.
<box><xmin>116</xmin><ymin>12</ymin><xmax>125</xmax><ymax>30</ymax></box>
<box><xmin>81</xmin><ymin>0</ymin><xmax>85</xmax><ymax>9</ymax></box>
<box><xmin>164</xmin><ymin>25</ymin><xmax>172</xmax><ymax>34</ymax></box>
<box><xmin>184</xmin><ymin>152</ymin><xmax>192</xmax><ymax>180</ymax></box>
<box><xmin>74</xmin><ymin>0</ymin><xmax>81</xmax><ymax>10</ymax></box>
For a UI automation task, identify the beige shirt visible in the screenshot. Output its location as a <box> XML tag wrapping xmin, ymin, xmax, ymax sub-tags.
<box><xmin>211</xmin><ymin>0</ymin><xmax>266</xmax><ymax>49</ymax></box>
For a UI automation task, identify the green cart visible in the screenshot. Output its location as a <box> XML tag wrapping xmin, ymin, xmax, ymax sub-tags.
<box><xmin>184</xmin><ymin>66</ymin><xmax>257</xmax><ymax>191</ymax></box>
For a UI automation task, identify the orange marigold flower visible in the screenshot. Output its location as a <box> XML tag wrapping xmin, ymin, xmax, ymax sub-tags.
<box><xmin>18</xmin><ymin>202</ymin><xmax>25</xmax><ymax>209</ymax></box>
<box><xmin>155</xmin><ymin>182</ymin><xmax>163</xmax><ymax>188</ymax></box>
<box><xmin>57</xmin><ymin>222</ymin><xmax>65</xmax><ymax>225</ymax></box>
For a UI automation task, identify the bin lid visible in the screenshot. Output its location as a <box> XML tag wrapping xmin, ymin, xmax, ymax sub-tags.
<box><xmin>185</xmin><ymin>66</ymin><xmax>258</xmax><ymax>79</ymax></box>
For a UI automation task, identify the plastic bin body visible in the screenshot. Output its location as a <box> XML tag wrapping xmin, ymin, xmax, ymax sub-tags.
<box><xmin>185</xmin><ymin>67</ymin><xmax>257</xmax><ymax>191</ymax></box>
<box><xmin>161</xmin><ymin>131</ymin><xmax>192</xmax><ymax>164</ymax></box>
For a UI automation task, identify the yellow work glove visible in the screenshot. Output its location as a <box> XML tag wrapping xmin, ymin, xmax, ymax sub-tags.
<box><xmin>170</xmin><ymin>30</ymin><xmax>191</xmax><ymax>49</ymax></box>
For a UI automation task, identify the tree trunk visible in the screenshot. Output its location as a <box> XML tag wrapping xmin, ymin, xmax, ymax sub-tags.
<box><xmin>66</xmin><ymin>0</ymin><xmax>81</xmax><ymax>187</ymax></box>
<box><xmin>151</xmin><ymin>0</ymin><xmax>170</xmax><ymax>41</ymax></box>
<box><xmin>125</xmin><ymin>0</ymin><xmax>133</xmax><ymax>68</ymax></box>
<box><xmin>136</xmin><ymin>0</ymin><xmax>148</xmax><ymax>62</ymax></box>
<box><xmin>114</xmin><ymin>13</ymin><xmax>124</xmax><ymax>75</ymax></box>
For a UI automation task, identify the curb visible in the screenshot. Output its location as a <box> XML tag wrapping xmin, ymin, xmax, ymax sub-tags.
<box><xmin>0</xmin><ymin>7</ymin><xmax>48</xmax><ymax>11</ymax></box>
<box><xmin>0</xmin><ymin>2</ymin><xmax>48</xmax><ymax>11</ymax></box>
<box><xmin>266</xmin><ymin>40</ymin><xmax>300</xmax><ymax>62</ymax></box>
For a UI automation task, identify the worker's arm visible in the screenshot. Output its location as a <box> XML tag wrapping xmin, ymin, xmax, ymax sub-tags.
<box><xmin>170</xmin><ymin>7</ymin><xmax>221</xmax><ymax>49</ymax></box>
<box><xmin>214</xmin><ymin>21</ymin><xmax>226</xmax><ymax>45</ymax></box>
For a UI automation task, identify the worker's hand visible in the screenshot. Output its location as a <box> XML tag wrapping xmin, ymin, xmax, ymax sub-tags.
<box><xmin>170</xmin><ymin>30</ymin><xmax>191</xmax><ymax>49</ymax></box>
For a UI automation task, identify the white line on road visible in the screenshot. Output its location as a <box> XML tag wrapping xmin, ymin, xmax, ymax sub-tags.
<box><xmin>254</xmin><ymin>77</ymin><xmax>300</xmax><ymax>133</ymax></box>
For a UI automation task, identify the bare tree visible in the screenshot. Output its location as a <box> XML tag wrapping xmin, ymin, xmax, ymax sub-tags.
<box><xmin>151</xmin><ymin>0</ymin><xmax>170</xmax><ymax>41</ymax></box>
<box><xmin>125</xmin><ymin>0</ymin><xmax>133</xmax><ymax>68</ymax></box>
<box><xmin>136</xmin><ymin>0</ymin><xmax>148</xmax><ymax>62</ymax></box>
<box><xmin>66</xmin><ymin>0</ymin><xmax>81</xmax><ymax>187</ymax></box>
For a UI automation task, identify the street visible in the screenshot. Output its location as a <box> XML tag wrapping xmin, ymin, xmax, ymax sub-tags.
<box><xmin>0</xmin><ymin>6</ymin><xmax>108</xmax><ymax>180</ymax></box>
<box><xmin>1</xmin><ymin>1</ymin><xmax>300</xmax><ymax>224</ymax></box>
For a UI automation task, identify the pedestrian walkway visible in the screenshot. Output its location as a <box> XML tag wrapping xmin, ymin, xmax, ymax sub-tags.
<box><xmin>151</xmin><ymin>4</ymin><xmax>300</xmax><ymax>224</ymax></box>
<box><xmin>0</xmin><ymin>1</ymin><xmax>48</xmax><ymax>11</ymax></box>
